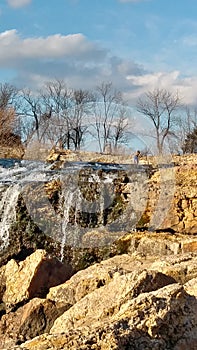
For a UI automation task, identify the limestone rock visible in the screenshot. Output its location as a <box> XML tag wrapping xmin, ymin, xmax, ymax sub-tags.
<box><xmin>47</xmin><ymin>260</ymin><xmax>118</xmax><ymax>307</ymax></box>
<box><xmin>2</xmin><ymin>251</ymin><xmax>197</xmax><ymax>349</ymax></box>
<box><xmin>184</xmin><ymin>277</ymin><xmax>197</xmax><ymax>297</ymax></box>
<box><xmin>11</xmin><ymin>284</ymin><xmax>197</xmax><ymax>350</ymax></box>
<box><xmin>116</xmin><ymin>232</ymin><xmax>197</xmax><ymax>258</ymax></box>
<box><xmin>145</xmin><ymin>161</ymin><xmax>197</xmax><ymax>234</ymax></box>
<box><xmin>149</xmin><ymin>253</ymin><xmax>197</xmax><ymax>284</ymax></box>
<box><xmin>50</xmin><ymin>269</ymin><xmax>176</xmax><ymax>334</ymax></box>
<box><xmin>47</xmin><ymin>250</ymin><xmax>197</xmax><ymax>316</ymax></box>
<box><xmin>0</xmin><ymin>297</ymin><xmax>67</xmax><ymax>349</ymax></box>
<box><xmin>47</xmin><ymin>253</ymin><xmax>144</xmax><ymax>306</ymax></box>
<box><xmin>2</xmin><ymin>249</ymin><xmax>72</xmax><ymax>310</ymax></box>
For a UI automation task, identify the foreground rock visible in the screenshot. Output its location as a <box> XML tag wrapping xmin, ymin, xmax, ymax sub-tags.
<box><xmin>1</xmin><ymin>249</ymin><xmax>197</xmax><ymax>349</ymax></box>
<box><xmin>0</xmin><ymin>250</ymin><xmax>73</xmax><ymax>312</ymax></box>
<box><xmin>0</xmin><ymin>298</ymin><xmax>66</xmax><ymax>349</ymax></box>
<box><xmin>14</xmin><ymin>284</ymin><xmax>197</xmax><ymax>350</ymax></box>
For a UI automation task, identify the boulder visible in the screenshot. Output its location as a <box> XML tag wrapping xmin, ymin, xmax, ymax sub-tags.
<box><xmin>2</xmin><ymin>251</ymin><xmax>197</xmax><ymax>349</ymax></box>
<box><xmin>10</xmin><ymin>284</ymin><xmax>197</xmax><ymax>350</ymax></box>
<box><xmin>0</xmin><ymin>297</ymin><xmax>67</xmax><ymax>349</ymax></box>
<box><xmin>47</xmin><ymin>252</ymin><xmax>176</xmax><ymax>308</ymax></box>
<box><xmin>50</xmin><ymin>269</ymin><xmax>176</xmax><ymax>333</ymax></box>
<box><xmin>2</xmin><ymin>249</ymin><xmax>73</xmax><ymax>311</ymax></box>
<box><xmin>184</xmin><ymin>277</ymin><xmax>197</xmax><ymax>297</ymax></box>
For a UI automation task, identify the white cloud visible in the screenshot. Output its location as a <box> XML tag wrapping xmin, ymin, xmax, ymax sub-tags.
<box><xmin>126</xmin><ymin>70</ymin><xmax>197</xmax><ymax>105</ymax></box>
<box><xmin>127</xmin><ymin>71</ymin><xmax>180</xmax><ymax>90</ymax></box>
<box><xmin>0</xmin><ymin>29</ymin><xmax>108</xmax><ymax>90</ymax></box>
<box><xmin>0</xmin><ymin>30</ymin><xmax>106</xmax><ymax>63</ymax></box>
<box><xmin>0</xmin><ymin>29</ymin><xmax>197</xmax><ymax>106</ymax></box>
<box><xmin>7</xmin><ymin>0</ymin><xmax>32</xmax><ymax>8</ymax></box>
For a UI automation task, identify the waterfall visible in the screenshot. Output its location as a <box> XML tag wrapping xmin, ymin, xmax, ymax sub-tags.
<box><xmin>59</xmin><ymin>188</ymin><xmax>74</xmax><ymax>261</ymax></box>
<box><xmin>0</xmin><ymin>158</ymin><xmax>153</xmax><ymax>257</ymax></box>
<box><xmin>99</xmin><ymin>183</ymin><xmax>105</xmax><ymax>226</ymax></box>
<box><xmin>0</xmin><ymin>184</ymin><xmax>20</xmax><ymax>252</ymax></box>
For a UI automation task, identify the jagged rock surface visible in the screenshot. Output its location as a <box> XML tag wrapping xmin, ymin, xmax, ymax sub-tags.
<box><xmin>0</xmin><ymin>250</ymin><xmax>73</xmax><ymax>312</ymax></box>
<box><xmin>0</xmin><ymin>153</ymin><xmax>196</xmax><ymax>349</ymax></box>
<box><xmin>1</xmin><ymin>249</ymin><xmax>197</xmax><ymax>349</ymax></box>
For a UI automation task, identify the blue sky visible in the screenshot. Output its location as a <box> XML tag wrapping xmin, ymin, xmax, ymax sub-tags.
<box><xmin>1</xmin><ymin>0</ymin><xmax>197</xmax><ymax>105</ymax></box>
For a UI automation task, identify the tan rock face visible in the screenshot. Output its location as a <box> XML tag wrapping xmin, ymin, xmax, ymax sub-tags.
<box><xmin>11</xmin><ymin>277</ymin><xmax>197</xmax><ymax>350</ymax></box>
<box><xmin>47</xmin><ymin>260</ymin><xmax>118</xmax><ymax>307</ymax></box>
<box><xmin>2</xmin><ymin>249</ymin><xmax>73</xmax><ymax>311</ymax></box>
<box><xmin>0</xmin><ymin>298</ymin><xmax>67</xmax><ymax>349</ymax></box>
<box><xmin>1</xmin><ymin>250</ymin><xmax>197</xmax><ymax>349</ymax></box>
<box><xmin>184</xmin><ymin>277</ymin><xmax>197</xmax><ymax>297</ymax></box>
<box><xmin>50</xmin><ymin>269</ymin><xmax>175</xmax><ymax>334</ymax></box>
<box><xmin>141</xmin><ymin>160</ymin><xmax>197</xmax><ymax>234</ymax></box>
<box><xmin>46</xmin><ymin>150</ymin><xmax>197</xmax><ymax>234</ymax></box>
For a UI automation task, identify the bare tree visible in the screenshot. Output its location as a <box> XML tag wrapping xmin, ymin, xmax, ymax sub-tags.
<box><xmin>136</xmin><ymin>88</ymin><xmax>180</xmax><ymax>154</ymax></box>
<box><xmin>69</xmin><ymin>89</ymin><xmax>94</xmax><ymax>150</ymax></box>
<box><xmin>0</xmin><ymin>83</ymin><xmax>18</xmax><ymax>109</ymax></box>
<box><xmin>92</xmin><ymin>82</ymin><xmax>127</xmax><ymax>152</ymax></box>
<box><xmin>20</xmin><ymin>89</ymin><xmax>44</xmax><ymax>144</ymax></box>
<box><xmin>36</xmin><ymin>80</ymin><xmax>93</xmax><ymax>150</ymax></box>
<box><xmin>20</xmin><ymin>80</ymin><xmax>71</xmax><ymax>147</ymax></box>
<box><xmin>112</xmin><ymin>106</ymin><xmax>129</xmax><ymax>150</ymax></box>
<box><xmin>40</xmin><ymin>79</ymin><xmax>72</xmax><ymax>148</ymax></box>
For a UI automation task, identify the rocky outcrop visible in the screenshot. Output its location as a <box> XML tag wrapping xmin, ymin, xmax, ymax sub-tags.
<box><xmin>47</xmin><ymin>284</ymin><xmax>197</xmax><ymax>350</ymax></box>
<box><xmin>1</xmin><ymin>248</ymin><xmax>197</xmax><ymax>349</ymax></box>
<box><xmin>0</xmin><ymin>153</ymin><xmax>196</xmax><ymax>278</ymax></box>
<box><xmin>142</xmin><ymin>158</ymin><xmax>197</xmax><ymax>234</ymax></box>
<box><xmin>45</xmin><ymin>150</ymin><xmax>197</xmax><ymax>234</ymax></box>
<box><xmin>0</xmin><ymin>298</ymin><xmax>66</xmax><ymax>349</ymax></box>
<box><xmin>46</xmin><ymin>147</ymin><xmax>134</xmax><ymax>164</ymax></box>
<box><xmin>0</xmin><ymin>250</ymin><xmax>73</xmax><ymax>313</ymax></box>
<box><xmin>0</xmin><ymin>152</ymin><xmax>196</xmax><ymax>349</ymax></box>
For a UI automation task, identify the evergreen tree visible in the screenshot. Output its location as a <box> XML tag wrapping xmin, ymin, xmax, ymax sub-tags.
<box><xmin>182</xmin><ymin>127</ymin><xmax>197</xmax><ymax>153</ymax></box>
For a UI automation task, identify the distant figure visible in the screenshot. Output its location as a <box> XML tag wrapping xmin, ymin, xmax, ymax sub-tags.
<box><xmin>133</xmin><ymin>150</ymin><xmax>141</xmax><ymax>164</ymax></box>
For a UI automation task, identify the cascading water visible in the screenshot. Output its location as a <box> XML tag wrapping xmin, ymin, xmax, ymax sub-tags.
<box><xmin>0</xmin><ymin>183</ymin><xmax>20</xmax><ymax>251</ymax></box>
<box><xmin>0</xmin><ymin>158</ymin><xmax>150</xmax><ymax>258</ymax></box>
<box><xmin>59</xmin><ymin>189</ymin><xmax>74</xmax><ymax>261</ymax></box>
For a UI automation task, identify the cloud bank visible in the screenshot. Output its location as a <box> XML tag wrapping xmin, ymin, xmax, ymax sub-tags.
<box><xmin>0</xmin><ymin>29</ymin><xmax>197</xmax><ymax>105</ymax></box>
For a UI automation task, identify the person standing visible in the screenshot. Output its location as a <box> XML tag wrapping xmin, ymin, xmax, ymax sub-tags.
<box><xmin>133</xmin><ymin>150</ymin><xmax>141</xmax><ymax>164</ymax></box>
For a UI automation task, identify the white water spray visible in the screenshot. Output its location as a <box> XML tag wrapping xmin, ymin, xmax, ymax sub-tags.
<box><xmin>59</xmin><ymin>189</ymin><xmax>74</xmax><ymax>261</ymax></box>
<box><xmin>0</xmin><ymin>184</ymin><xmax>20</xmax><ymax>252</ymax></box>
